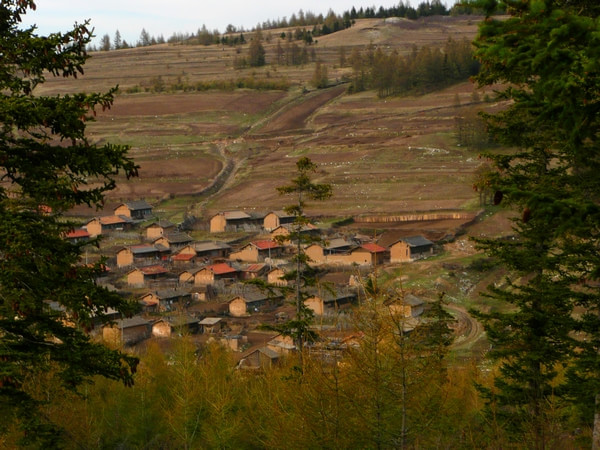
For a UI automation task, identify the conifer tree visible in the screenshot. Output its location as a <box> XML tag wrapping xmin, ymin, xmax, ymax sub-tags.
<box><xmin>275</xmin><ymin>158</ymin><xmax>332</xmax><ymax>370</ymax></box>
<box><xmin>0</xmin><ymin>1</ymin><xmax>139</xmax><ymax>444</ymax></box>
<box><xmin>470</xmin><ymin>0</ymin><xmax>600</xmax><ymax>445</ymax></box>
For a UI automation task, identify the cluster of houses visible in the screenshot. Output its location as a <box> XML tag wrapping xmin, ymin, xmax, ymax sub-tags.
<box><xmin>69</xmin><ymin>202</ymin><xmax>436</xmax><ymax>368</ymax></box>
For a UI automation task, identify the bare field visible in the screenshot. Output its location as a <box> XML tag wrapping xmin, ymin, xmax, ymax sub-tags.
<box><xmin>43</xmin><ymin>16</ymin><xmax>497</xmax><ymax>225</ymax></box>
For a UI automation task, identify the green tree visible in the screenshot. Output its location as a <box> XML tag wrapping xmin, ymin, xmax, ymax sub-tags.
<box><xmin>311</xmin><ymin>60</ymin><xmax>328</xmax><ymax>88</ymax></box>
<box><xmin>276</xmin><ymin>158</ymin><xmax>332</xmax><ymax>370</ymax></box>
<box><xmin>470</xmin><ymin>0</ymin><xmax>600</xmax><ymax>446</ymax></box>
<box><xmin>248</xmin><ymin>35</ymin><xmax>266</xmax><ymax>67</ymax></box>
<box><xmin>100</xmin><ymin>33</ymin><xmax>111</xmax><ymax>51</ymax></box>
<box><xmin>0</xmin><ymin>1</ymin><xmax>139</xmax><ymax>444</ymax></box>
<box><xmin>113</xmin><ymin>29</ymin><xmax>122</xmax><ymax>49</ymax></box>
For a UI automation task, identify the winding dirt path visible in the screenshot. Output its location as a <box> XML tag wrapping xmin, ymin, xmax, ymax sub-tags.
<box><xmin>445</xmin><ymin>302</ymin><xmax>485</xmax><ymax>350</ymax></box>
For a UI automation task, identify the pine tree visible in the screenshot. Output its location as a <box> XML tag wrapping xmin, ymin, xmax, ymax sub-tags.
<box><xmin>275</xmin><ymin>158</ymin><xmax>332</xmax><ymax>370</ymax></box>
<box><xmin>0</xmin><ymin>1</ymin><xmax>139</xmax><ymax>444</ymax></box>
<box><xmin>471</xmin><ymin>0</ymin><xmax>600</xmax><ymax>446</ymax></box>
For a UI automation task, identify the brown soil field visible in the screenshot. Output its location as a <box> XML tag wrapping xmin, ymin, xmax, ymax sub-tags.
<box><xmin>105</xmin><ymin>91</ymin><xmax>288</xmax><ymax>116</ymax></box>
<box><xmin>46</xmin><ymin>16</ymin><xmax>501</xmax><ymax>228</ymax></box>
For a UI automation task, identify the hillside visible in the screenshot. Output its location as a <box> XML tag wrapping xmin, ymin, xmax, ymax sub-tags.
<box><xmin>40</xmin><ymin>15</ymin><xmax>494</xmax><ymax>224</ymax></box>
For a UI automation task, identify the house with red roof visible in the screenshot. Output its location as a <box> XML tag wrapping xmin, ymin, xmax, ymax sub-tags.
<box><xmin>189</xmin><ymin>263</ymin><xmax>239</xmax><ymax>285</ymax></box>
<box><xmin>64</xmin><ymin>228</ymin><xmax>90</xmax><ymax>244</ymax></box>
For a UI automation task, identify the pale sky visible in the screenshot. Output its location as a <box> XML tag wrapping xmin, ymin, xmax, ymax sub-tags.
<box><xmin>20</xmin><ymin>1</ymin><xmax>456</xmax><ymax>47</ymax></box>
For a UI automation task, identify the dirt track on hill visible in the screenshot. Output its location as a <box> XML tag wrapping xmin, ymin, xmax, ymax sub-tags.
<box><xmin>258</xmin><ymin>85</ymin><xmax>347</xmax><ymax>134</ymax></box>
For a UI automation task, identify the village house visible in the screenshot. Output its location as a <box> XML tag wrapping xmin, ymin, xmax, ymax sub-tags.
<box><xmin>194</xmin><ymin>241</ymin><xmax>232</xmax><ymax>260</ymax></box>
<box><xmin>64</xmin><ymin>228</ymin><xmax>91</xmax><ymax>244</ymax></box>
<box><xmin>240</xmin><ymin>263</ymin><xmax>269</xmax><ymax>280</ymax></box>
<box><xmin>238</xmin><ymin>347</ymin><xmax>280</xmax><ymax>370</ymax></box>
<box><xmin>116</xmin><ymin>244</ymin><xmax>169</xmax><ymax>268</ymax></box>
<box><xmin>349</xmin><ymin>243</ymin><xmax>388</xmax><ymax>266</ymax></box>
<box><xmin>180</xmin><ymin>263</ymin><xmax>239</xmax><ymax>286</ymax></box>
<box><xmin>151</xmin><ymin>315</ymin><xmax>200</xmax><ymax>338</ymax></box>
<box><xmin>126</xmin><ymin>265</ymin><xmax>169</xmax><ymax>287</ymax></box>
<box><xmin>305</xmin><ymin>290</ymin><xmax>358</xmax><ymax>316</ymax></box>
<box><xmin>221</xmin><ymin>334</ymin><xmax>248</xmax><ymax>351</ymax></box>
<box><xmin>387</xmin><ymin>293</ymin><xmax>426</xmax><ymax>318</ymax></box>
<box><xmin>85</xmin><ymin>215</ymin><xmax>134</xmax><ymax>237</ymax></box>
<box><xmin>139</xmin><ymin>289</ymin><xmax>192</xmax><ymax>312</ymax></box>
<box><xmin>228</xmin><ymin>289</ymin><xmax>281</xmax><ymax>317</ymax></box>
<box><xmin>153</xmin><ymin>231</ymin><xmax>194</xmax><ymax>251</ymax></box>
<box><xmin>267</xmin><ymin>334</ymin><xmax>296</xmax><ymax>355</ymax></box>
<box><xmin>229</xmin><ymin>240</ymin><xmax>283</xmax><ymax>263</ymax></box>
<box><xmin>270</xmin><ymin>223</ymin><xmax>319</xmax><ymax>244</ymax></box>
<box><xmin>305</xmin><ymin>239</ymin><xmax>385</xmax><ymax>267</ymax></box>
<box><xmin>102</xmin><ymin>316</ymin><xmax>151</xmax><ymax>346</ymax></box>
<box><xmin>209</xmin><ymin>210</ymin><xmax>264</xmax><ymax>233</ymax></box>
<box><xmin>267</xmin><ymin>267</ymin><xmax>288</xmax><ymax>286</ymax></box>
<box><xmin>263</xmin><ymin>210</ymin><xmax>295</xmax><ymax>231</ymax></box>
<box><xmin>171</xmin><ymin>245</ymin><xmax>198</xmax><ymax>266</ymax></box>
<box><xmin>144</xmin><ymin>219</ymin><xmax>176</xmax><ymax>240</ymax></box>
<box><xmin>113</xmin><ymin>200</ymin><xmax>153</xmax><ymax>220</ymax></box>
<box><xmin>199</xmin><ymin>317</ymin><xmax>224</xmax><ymax>334</ymax></box>
<box><xmin>389</xmin><ymin>236</ymin><xmax>434</xmax><ymax>263</ymax></box>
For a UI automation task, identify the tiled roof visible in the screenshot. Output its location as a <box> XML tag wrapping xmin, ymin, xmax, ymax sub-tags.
<box><xmin>65</xmin><ymin>229</ymin><xmax>90</xmax><ymax>239</ymax></box>
<box><xmin>124</xmin><ymin>200</ymin><xmax>153</xmax><ymax>211</ymax></box>
<box><xmin>172</xmin><ymin>253</ymin><xmax>195</xmax><ymax>261</ymax></box>
<box><xmin>253</xmin><ymin>240</ymin><xmax>279</xmax><ymax>250</ymax></box>
<box><xmin>199</xmin><ymin>317</ymin><xmax>222</xmax><ymax>326</ymax></box>
<box><xmin>223</xmin><ymin>210</ymin><xmax>251</xmax><ymax>220</ymax></box>
<box><xmin>400</xmin><ymin>236</ymin><xmax>434</xmax><ymax>247</ymax></box>
<box><xmin>361</xmin><ymin>243</ymin><xmax>387</xmax><ymax>253</ymax></box>
<box><xmin>145</xmin><ymin>220</ymin><xmax>175</xmax><ymax>229</ymax></box>
<box><xmin>244</xmin><ymin>263</ymin><xmax>266</xmax><ymax>273</ymax></box>
<box><xmin>139</xmin><ymin>265</ymin><xmax>168</xmax><ymax>275</ymax></box>
<box><xmin>207</xmin><ymin>263</ymin><xmax>237</xmax><ymax>275</ymax></box>
<box><xmin>130</xmin><ymin>244</ymin><xmax>158</xmax><ymax>255</ymax></box>
<box><xmin>195</xmin><ymin>241</ymin><xmax>231</xmax><ymax>252</ymax></box>
<box><xmin>162</xmin><ymin>232</ymin><xmax>193</xmax><ymax>244</ymax></box>
<box><xmin>325</xmin><ymin>238</ymin><xmax>353</xmax><ymax>250</ymax></box>
<box><xmin>100</xmin><ymin>215</ymin><xmax>130</xmax><ymax>225</ymax></box>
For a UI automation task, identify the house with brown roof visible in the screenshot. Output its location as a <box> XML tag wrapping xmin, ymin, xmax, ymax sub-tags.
<box><xmin>114</xmin><ymin>200</ymin><xmax>153</xmax><ymax>220</ymax></box>
<box><xmin>145</xmin><ymin>220</ymin><xmax>176</xmax><ymax>240</ymax></box>
<box><xmin>263</xmin><ymin>210</ymin><xmax>295</xmax><ymax>231</ymax></box>
<box><xmin>126</xmin><ymin>265</ymin><xmax>169</xmax><ymax>287</ymax></box>
<box><xmin>229</xmin><ymin>240</ymin><xmax>283</xmax><ymax>263</ymax></box>
<box><xmin>389</xmin><ymin>236</ymin><xmax>434</xmax><ymax>263</ymax></box>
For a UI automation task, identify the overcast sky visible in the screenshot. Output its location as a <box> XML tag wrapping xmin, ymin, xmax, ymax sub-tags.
<box><xmin>20</xmin><ymin>1</ymin><xmax>456</xmax><ymax>46</ymax></box>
